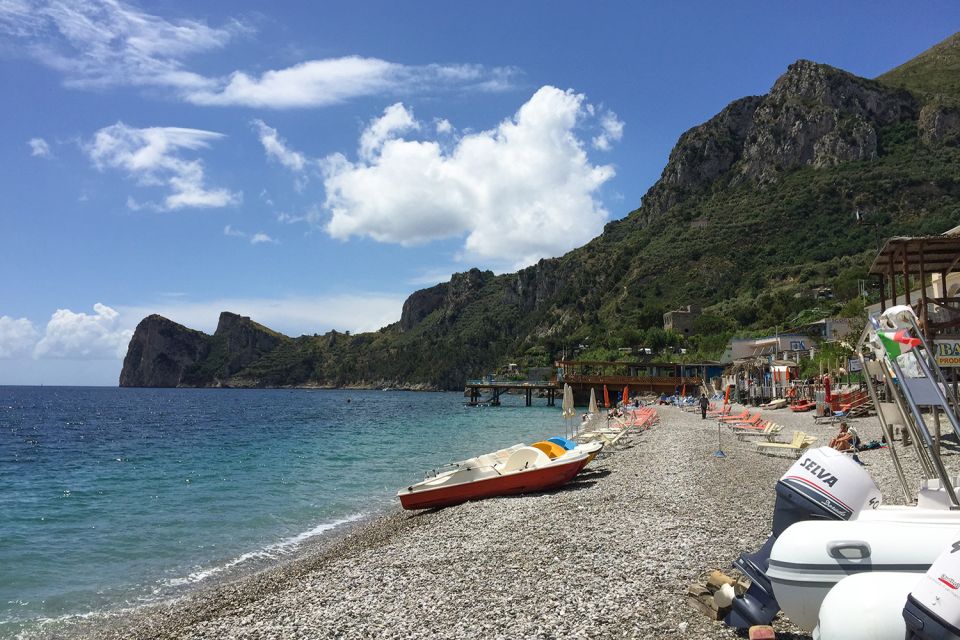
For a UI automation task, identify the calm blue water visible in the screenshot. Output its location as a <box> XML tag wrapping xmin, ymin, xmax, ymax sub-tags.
<box><xmin>0</xmin><ymin>387</ymin><xmax>566</xmax><ymax>637</ymax></box>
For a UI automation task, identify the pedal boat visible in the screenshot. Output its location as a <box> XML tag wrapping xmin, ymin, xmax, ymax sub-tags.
<box><xmin>398</xmin><ymin>446</ymin><xmax>590</xmax><ymax>510</ymax></box>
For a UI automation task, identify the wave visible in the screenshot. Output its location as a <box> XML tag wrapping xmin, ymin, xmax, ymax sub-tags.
<box><xmin>162</xmin><ymin>512</ymin><xmax>365</xmax><ymax>588</ymax></box>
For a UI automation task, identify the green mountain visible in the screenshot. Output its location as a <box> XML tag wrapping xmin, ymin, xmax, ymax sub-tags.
<box><xmin>120</xmin><ymin>33</ymin><xmax>960</xmax><ymax>390</ymax></box>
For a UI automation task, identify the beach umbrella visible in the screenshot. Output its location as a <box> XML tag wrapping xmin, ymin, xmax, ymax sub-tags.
<box><xmin>603</xmin><ymin>385</ymin><xmax>610</xmax><ymax>408</ymax></box>
<box><xmin>562</xmin><ymin>384</ymin><xmax>576</xmax><ymax>418</ymax></box>
<box><xmin>588</xmin><ymin>388</ymin><xmax>599</xmax><ymax>414</ymax></box>
<box><xmin>562</xmin><ymin>383</ymin><xmax>576</xmax><ymax>438</ymax></box>
<box><xmin>622</xmin><ymin>385</ymin><xmax>630</xmax><ymax>406</ymax></box>
<box><xmin>723</xmin><ymin>384</ymin><xmax>730</xmax><ymax>405</ymax></box>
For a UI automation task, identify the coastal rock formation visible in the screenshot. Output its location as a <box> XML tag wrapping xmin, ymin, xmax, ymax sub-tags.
<box><xmin>739</xmin><ymin>60</ymin><xmax>915</xmax><ymax>182</ymax></box>
<box><xmin>119</xmin><ymin>315</ymin><xmax>211</xmax><ymax>387</ymax></box>
<box><xmin>212</xmin><ymin>312</ymin><xmax>287</xmax><ymax>378</ymax></box>
<box><xmin>918</xmin><ymin>102</ymin><xmax>960</xmax><ymax>144</ymax></box>
<box><xmin>644</xmin><ymin>60</ymin><xmax>917</xmax><ymax>214</ymax></box>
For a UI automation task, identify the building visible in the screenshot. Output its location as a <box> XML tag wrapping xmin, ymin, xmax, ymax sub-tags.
<box><xmin>663</xmin><ymin>305</ymin><xmax>701</xmax><ymax>335</ymax></box>
<box><xmin>720</xmin><ymin>334</ymin><xmax>812</xmax><ymax>364</ymax></box>
<box><xmin>797</xmin><ymin>317</ymin><xmax>855</xmax><ymax>342</ymax></box>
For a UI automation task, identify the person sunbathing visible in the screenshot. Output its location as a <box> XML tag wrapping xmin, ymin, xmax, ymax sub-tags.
<box><xmin>830</xmin><ymin>423</ymin><xmax>857</xmax><ymax>451</ymax></box>
<box><xmin>830</xmin><ymin>422</ymin><xmax>865</xmax><ymax>465</ymax></box>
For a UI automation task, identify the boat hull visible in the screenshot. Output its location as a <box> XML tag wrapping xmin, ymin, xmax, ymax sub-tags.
<box><xmin>398</xmin><ymin>456</ymin><xmax>589</xmax><ymax>510</ymax></box>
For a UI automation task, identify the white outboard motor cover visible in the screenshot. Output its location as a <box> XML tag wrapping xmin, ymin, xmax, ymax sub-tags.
<box><xmin>814</xmin><ymin>572</ymin><xmax>919</xmax><ymax>640</ymax></box>
<box><xmin>879</xmin><ymin>305</ymin><xmax>920</xmax><ymax>331</ymax></box>
<box><xmin>768</xmin><ymin>521</ymin><xmax>959</xmax><ymax>631</ymax></box>
<box><xmin>779</xmin><ymin>446</ymin><xmax>882</xmax><ymax>521</ymax></box>
<box><xmin>906</xmin><ymin>534</ymin><xmax>960</xmax><ymax>635</ymax></box>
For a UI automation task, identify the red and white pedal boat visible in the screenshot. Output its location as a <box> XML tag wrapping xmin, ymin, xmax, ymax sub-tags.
<box><xmin>397</xmin><ymin>445</ymin><xmax>592</xmax><ymax>510</ymax></box>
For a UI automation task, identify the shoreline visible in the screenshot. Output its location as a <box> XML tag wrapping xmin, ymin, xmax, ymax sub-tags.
<box><xmin>32</xmin><ymin>402</ymin><xmax>952</xmax><ymax>639</ymax></box>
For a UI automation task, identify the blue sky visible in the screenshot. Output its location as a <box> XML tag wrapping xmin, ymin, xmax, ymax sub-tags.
<box><xmin>1</xmin><ymin>1</ymin><xmax>958</xmax><ymax>385</ymax></box>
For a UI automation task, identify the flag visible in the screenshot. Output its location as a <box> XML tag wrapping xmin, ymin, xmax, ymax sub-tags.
<box><xmin>878</xmin><ymin>329</ymin><xmax>921</xmax><ymax>359</ymax></box>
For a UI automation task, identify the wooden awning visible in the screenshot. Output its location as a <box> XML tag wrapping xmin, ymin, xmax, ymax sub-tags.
<box><xmin>869</xmin><ymin>236</ymin><xmax>960</xmax><ymax>276</ymax></box>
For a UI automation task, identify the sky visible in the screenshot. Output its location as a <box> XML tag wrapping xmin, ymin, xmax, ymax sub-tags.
<box><xmin>1</xmin><ymin>1</ymin><xmax>958</xmax><ymax>385</ymax></box>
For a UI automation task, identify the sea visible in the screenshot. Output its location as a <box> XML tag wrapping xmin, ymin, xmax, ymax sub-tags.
<box><xmin>0</xmin><ymin>386</ymin><xmax>569</xmax><ymax>638</ymax></box>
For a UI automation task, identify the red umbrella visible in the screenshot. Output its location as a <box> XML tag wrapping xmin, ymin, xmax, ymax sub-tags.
<box><xmin>622</xmin><ymin>385</ymin><xmax>630</xmax><ymax>406</ymax></box>
<box><xmin>603</xmin><ymin>385</ymin><xmax>610</xmax><ymax>408</ymax></box>
<box><xmin>723</xmin><ymin>385</ymin><xmax>730</xmax><ymax>405</ymax></box>
<box><xmin>824</xmin><ymin>375</ymin><xmax>832</xmax><ymax>403</ymax></box>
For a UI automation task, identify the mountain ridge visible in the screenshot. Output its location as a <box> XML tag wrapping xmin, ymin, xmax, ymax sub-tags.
<box><xmin>120</xmin><ymin>34</ymin><xmax>960</xmax><ymax>389</ymax></box>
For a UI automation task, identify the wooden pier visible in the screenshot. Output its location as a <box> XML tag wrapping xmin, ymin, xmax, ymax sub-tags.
<box><xmin>464</xmin><ymin>381</ymin><xmax>560</xmax><ymax>406</ymax></box>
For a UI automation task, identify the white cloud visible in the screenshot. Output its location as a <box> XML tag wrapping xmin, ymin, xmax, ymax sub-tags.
<box><xmin>592</xmin><ymin>111</ymin><xmax>624</xmax><ymax>151</ymax></box>
<box><xmin>249</xmin><ymin>232</ymin><xmax>276</xmax><ymax>245</ymax></box>
<box><xmin>28</xmin><ymin>136</ymin><xmax>51</xmax><ymax>157</ymax></box>
<box><xmin>223</xmin><ymin>224</ymin><xmax>245</xmax><ymax>238</ymax></box>
<box><xmin>0</xmin><ymin>3</ymin><xmax>516</xmax><ymax>109</ymax></box>
<box><xmin>33</xmin><ymin>303</ymin><xmax>133</xmax><ymax>359</ymax></box>
<box><xmin>435</xmin><ymin>118</ymin><xmax>453</xmax><ymax>135</ymax></box>
<box><xmin>0</xmin><ymin>315</ymin><xmax>39</xmax><ymax>358</ymax></box>
<box><xmin>358</xmin><ymin>102</ymin><xmax>419</xmax><ymax>161</ymax></box>
<box><xmin>0</xmin><ymin>0</ymin><xmax>241</xmax><ymax>90</ymax></box>
<box><xmin>87</xmin><ymin>122</ymin><xmax>240</xmax><ymax>210</ymax></box>
<box><xmin>224</xmin><ymin>225</ymin><xmax>278</xmax><ymax>245</ymax></box>
<box><xmin>252</xmin><ymin>119</ymin><xmax>306</xmax><ymax>171</ymax></box>
<box><xmin>184</xmin><ymin>58</ymin><xmax>517</xmax><ymax>109</ymax></box>
<box><xmin>321</xmin><ymin>86</ymin><xmax>617</xmax><ymax>270</ymax></box>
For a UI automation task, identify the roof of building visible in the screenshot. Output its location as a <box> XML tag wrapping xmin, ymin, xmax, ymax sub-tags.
<box><xmin>869</xmin><ymin>236</ymin><xmax>960</xmax><ymax>277</ymax></box>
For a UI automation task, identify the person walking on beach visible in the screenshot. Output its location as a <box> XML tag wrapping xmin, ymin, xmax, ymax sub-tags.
<box><xmin>699</xmin><ymin>393</ymin><xmax>709</xmax><ymax>419</ymax></box>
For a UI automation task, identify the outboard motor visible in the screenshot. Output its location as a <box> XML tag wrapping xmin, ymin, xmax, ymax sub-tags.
<box><xmin>725</xmin><ymin>447</ymin><xmax>881</xmax><ymax>628</ymax></box>
<box><xmin>904</xmin><ymin>535</ymin><xmax>960</xmax><ymax>639</ymax></box>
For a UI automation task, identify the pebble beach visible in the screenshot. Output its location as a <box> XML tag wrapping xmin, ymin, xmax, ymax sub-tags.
<box><xmin>56</xmin><ymin>402</ymin><xmax>957</xmax><ymax>640</ymax></box>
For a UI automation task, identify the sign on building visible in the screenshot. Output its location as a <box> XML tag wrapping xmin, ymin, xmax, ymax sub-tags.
<box><xmin>935</xmin><ymin>338</ymin><xmax>960</xmax><ymax>367</ymax></box>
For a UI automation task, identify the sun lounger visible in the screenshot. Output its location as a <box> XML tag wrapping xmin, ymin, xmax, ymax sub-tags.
<box><xmin>755</xmin><ymin>431</ymin><xmax>817</xmax><ymax>458</ymax></box>
<box><xmin>725</xmin><ymin>414</ymin><xmax>763</xmax><ymax>429</ymax></box>
<box><xmin>735</xmin><ymin>423</ymin><xmax>783</xmax><ymax>441</ymax></box>
<box><xmin>717</xmin><ymin>410</ymin><xmax>751</xmax><ymax>424</ymax></box>
<box><xmin>730</xmin><ymin>419</ymin><xmax>772</xmax><ymax>433</ymax></box>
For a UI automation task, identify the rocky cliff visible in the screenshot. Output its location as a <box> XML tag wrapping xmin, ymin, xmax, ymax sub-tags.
<box><xmin>120</xmin><ymin>312</ymin><xmax>288</xmax><ymax>388</ymax></box>
<box><xmin>119</xmin><ymin>315</ymin><xmax>211</xmax><ymax>387</ymax></box>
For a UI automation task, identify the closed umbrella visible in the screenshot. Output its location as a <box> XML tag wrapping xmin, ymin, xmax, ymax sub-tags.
<box><xmin>562</xmin><ymin>384</ymin><xmax>576</xmax><ymax>438</ymax></box>
<box><xmin>588</xmin><ymin>388</ymin><xmax>599</xmax><ymax>414</ymax></box>
<box><xmin>603</xmin><ymin>385</ymin><xmax>610</xmax><ymax>408</ymax></box>
<box><xmin>622</xmin><ymin>385</ymin><xmax>630</xmax><ymax>406</ymax></box>
<box><xmin>562</xmin><ymin>384</ymin><xmax>576</xmax><ymax>418</ymax></box>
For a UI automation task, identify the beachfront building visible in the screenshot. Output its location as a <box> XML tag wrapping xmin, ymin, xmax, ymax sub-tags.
<box><xmin>557</xmin><ymin>359</ymin><xmax>724</xmax><ymax>405</ymax></box>
<box><xmin>663</xmin><ymin>305</ymin><xmax>701</xmax><ymax>335</ymax></box>
<box><xmin>720</xmin><ymin>335</ymin><xmax>809</xmax><ymax>404</ymax></box>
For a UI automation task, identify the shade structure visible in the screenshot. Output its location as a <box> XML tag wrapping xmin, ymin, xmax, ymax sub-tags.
<box><xmin>723</xmin><ymin>384</ymin><xmax>730</xmax><ymax>405</ymax></box>
<box><xmin>562</xmin><ymin>383</ymin><xmax>576</xmax><ymax>418</ymax></box>
<box><xmin>588</xmin><ymin>388</ymin><xmax>599</xmax><ymax>414</ymax></box>
<box><xmin>603</xmin><ymin>385</ymin><xmax>610</xmax><ymax>408</ymax></box>
<box><xmin>622</xmin><ymin>385</ymin><xmax>630</xmax><ymax>406</ymax></box>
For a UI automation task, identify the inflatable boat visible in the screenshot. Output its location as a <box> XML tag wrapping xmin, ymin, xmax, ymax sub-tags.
<box><xmin>768</xmin><ymin>520</ymin><xmax>958</xmax><ymax>631</ymax></box>
<box><xmin>724</xmin><ymin>447</ymin><xmax>960</xmax><ymax>629</ymax></box>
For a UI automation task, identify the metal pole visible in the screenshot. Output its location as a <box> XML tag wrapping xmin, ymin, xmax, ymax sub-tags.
<box><xmin>889</xmin><ymin>356</ymin><xmax>959</xmax><ymax>507</ymax></box>
<box><xmin>858</xmin><ymin>349</ymin><xmax>912</xmax><ymax>502</ymax></box>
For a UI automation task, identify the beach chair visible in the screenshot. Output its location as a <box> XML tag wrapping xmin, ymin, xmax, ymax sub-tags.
<box><xmin>717</xmin><ymin>410</ymin><xmax>750</xmax><ymax>423</ymax></box>
<box><xmin>725</xmin><ymin>414</ymin><xmax>764</xmax><ymax>429</ymax></box>
<box><xmin>755</xmin><ymin>431</ymin><xmax>817</xmax><ymax>458</ymax></box>
<box><xmin>706</xmin><ymin>404</ymin><xmax>732</xmax><ymax>418</ymax></box>
<box><xmin>735</xmin><ymin>422</ymin><xmax>783</xmax><ymax>442</ymax></box>
<box><xmin>730</xmin><ymin>419</ymin><xmax>771</xmax><ymax>433</ymax></box>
